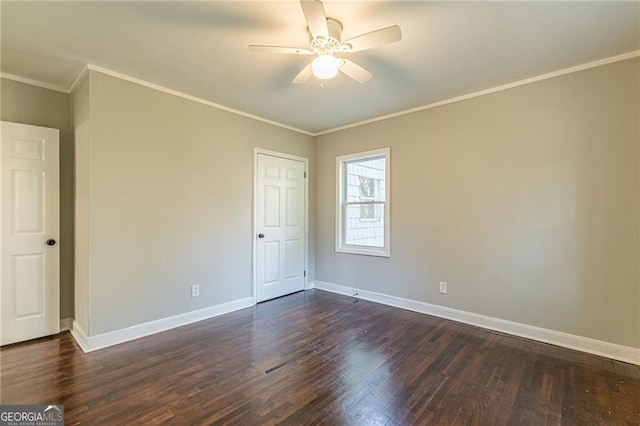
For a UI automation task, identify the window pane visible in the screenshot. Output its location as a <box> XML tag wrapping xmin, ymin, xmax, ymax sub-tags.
<box><xmin>360</xmin><ymin>204</ymin><xmax>376</xmax><ymax>220</ymax></box>
<box><xmin>344</xmin><ymin>204</ymin><xmax>385</xmax><ymax>247</ymax></box>
<box><xmin>345</xmin><ymin>157</ymin><xmax>386</xmax><ymax>202</ymax></box>
<box><xmin>336</xmin><ymin>148</ymin><xmax>390</xmax><ymax>257</ymax></box>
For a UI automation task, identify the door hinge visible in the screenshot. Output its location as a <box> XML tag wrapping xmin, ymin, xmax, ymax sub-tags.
<box><xmin>304</xmin><ymin>270</ymin><xmax>306</xmax><ymax>277</ymax></box>
<box><xmin>304</xmin><ymin>171</ymin><xmax>307</xmax><ymax>178</ymax></box>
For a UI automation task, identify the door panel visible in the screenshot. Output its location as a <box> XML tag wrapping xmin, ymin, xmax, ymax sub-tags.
<box><xmin>256</xmin><ymin>154</ymin><xmax>305</xmax><ymax>302</ymax></box>
<box><xmin>285</xmin><ymin>240</ymin><xmax>299</xmax><ymax>279</ymax></box>
<box><xmin>14</xmin><ymin>253</ymin><xmax>45</xmax><ymax>317</ymax></box>
<box><xmin>1</xmin><ymin>121</ymin><xmax>60</xmax><ymax>345</ymax></box>
<box><xmin>285</xmin><ymin>188</ymin><xmax>299</xmax><ymax>226</ymax></box>
<box><xmin>264</xmin><ymin>241</ymin><xmax>280</xmax><ymax>284</ymax></box>
<box><xmin>264</xmin><ymin>186</ymin><xmax>280</xmax><ymax>228</ymax></box>
<box><xmin>14</xmin><ymin>170</ymin><xmax>44</xmax><ymax>233</ymax></box>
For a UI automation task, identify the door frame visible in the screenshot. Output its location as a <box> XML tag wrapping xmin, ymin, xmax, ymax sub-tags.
<box><xmin>253</xmin><ymin>148</ymin><xmax>309</xmax><ymax>304</ymax></box>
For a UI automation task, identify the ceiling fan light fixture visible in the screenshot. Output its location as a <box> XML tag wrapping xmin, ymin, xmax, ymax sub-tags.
<box><xmin>248</xmin><ymin>0</ymin><xmax>403</xmax><ymax>84</ymax></box>
<box><xmin>311</xmin><ymin>54</ymin><xmax>340</xmax><ymax>79</ymax></box>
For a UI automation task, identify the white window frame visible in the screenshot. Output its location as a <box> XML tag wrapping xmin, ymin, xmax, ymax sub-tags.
<box><xmin>335</xmin><ymin>147</ymin><xmax>390</xmax><ymax>257</ymax></box>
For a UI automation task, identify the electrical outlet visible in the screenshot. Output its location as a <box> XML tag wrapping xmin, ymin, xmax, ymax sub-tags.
<box><xmin>191</xmin><ymin>284</ymin><xmax>200</xmax><ymax>298</ymax></box>
<box><xmin>439</xmin><ymin>281</ymin><xmax>448</xmax><ymax>294</ymax></box>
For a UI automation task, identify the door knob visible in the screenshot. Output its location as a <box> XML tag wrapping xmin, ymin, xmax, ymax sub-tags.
<box><xmin>46</xmin><ymin>239</ymin><xmax>56</xmax><ymax>246</ymax></box>
<box><xmin>258</xmin><ymin>233</ymin><xmax>265</xmax><ymax>239</ymax></box>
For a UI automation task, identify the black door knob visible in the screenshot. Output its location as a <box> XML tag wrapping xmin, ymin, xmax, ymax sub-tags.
<box><xmin>258</xmin><ymin>233</ymin><xmax>265</xmax><ymax>239</ymax></box>
<box><xmin>46</xmin><ymin>239</ymin><xmax>56</xmax><ymax>246</ymax></box>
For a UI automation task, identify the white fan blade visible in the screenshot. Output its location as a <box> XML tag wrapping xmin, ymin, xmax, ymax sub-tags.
<box><xmin>339</xmin><ymin>59</ymin><xmax>373</xmax><ymax>83</ymax></box>
<box><xmin>249</xmin><ymin>45</ymin><xmax>314</xmax><ymax>55</ymax></box>
<box><xmin>342</xmin><ymin>25</ymin><xmax>402</xmax><ymax>52</ymax></box>
<box><xmin>300</xmin><ymin>0</ymin><xmax>328</xmax><ymax>39</ymax></box>
<box><xmin>292</xmin><ymin>64</ymin><xmax>314</xmax><ymax>84</ymax></box>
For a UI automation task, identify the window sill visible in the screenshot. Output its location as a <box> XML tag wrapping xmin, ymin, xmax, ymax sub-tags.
<box><xmin>335</xmin><ymin>246</ymin><xmax>390</xmax><ymax>258</ymax></box>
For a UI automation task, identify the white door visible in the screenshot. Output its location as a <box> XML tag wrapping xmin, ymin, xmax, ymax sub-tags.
<box><xmin>1</xmin><ymin>121</ymin><xmax>60</xmax><ymax>345</ymax></box>
<box><xmin>256</xmin><ymin>153</ymin><xmax>306</xmax><ymax>303</ymax></box>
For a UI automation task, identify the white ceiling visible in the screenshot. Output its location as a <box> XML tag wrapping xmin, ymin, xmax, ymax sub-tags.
<box><xmin>1</xmin><ymin>1</ymin><xmax>638</xmax><ymax>134</ymax></box>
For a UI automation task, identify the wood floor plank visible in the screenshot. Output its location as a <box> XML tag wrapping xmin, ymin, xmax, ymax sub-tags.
<box><xmin>1</xmin><ymin>289</ymin><xmax>638</xmax><ymax>425</ymax></box>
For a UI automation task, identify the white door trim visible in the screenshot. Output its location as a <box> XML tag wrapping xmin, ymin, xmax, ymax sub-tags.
<box><xmin>253</xmin><ymin>149</ymin><xmax>309</xmax><ymax>304</ymax></box>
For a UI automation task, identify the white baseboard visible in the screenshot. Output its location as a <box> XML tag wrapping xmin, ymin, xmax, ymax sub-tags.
<box><xmin>314</xmin><ymin>281</ymin><xmax>640</xmax><ymax>366</ymax></box>
<box><xmin>70</xmin><ymin>321</ymin><xmax>90</xmax><ymax>353</ymax></box>
<box><xmin>59</xmin><ymin>318</ymin><xmax>72</xmax><ymax>332</ymax></box>
<box><xmin>305</xmin><ymin>280</ymin><xmax>316</xmax><ymax>290</ymax></box>
<box><xmin>69</xmin><ymin>297</ymin><xmax>255</xmax><ymax>353</ymax></box>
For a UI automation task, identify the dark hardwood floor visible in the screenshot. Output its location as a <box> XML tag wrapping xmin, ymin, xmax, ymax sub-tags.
<box><xmin>1</xmin><ymin>289</ymin><xmax>639</xmax><ymax>425</ymax></box>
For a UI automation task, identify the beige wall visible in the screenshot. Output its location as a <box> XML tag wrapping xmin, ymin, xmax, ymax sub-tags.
<box><xmin>315</xmin><ymin>58</ymin><xmax>640</xmax><ymax>348</ymax></box>
<box><xmin>1</xmin><ymin>78</ymin><xmax>74</xmax><ymax>320</ymax></box>
<box><xmin>83</xmin><ymin>71</ymin><xmax>315</xmax><ymax>335</ymax></box>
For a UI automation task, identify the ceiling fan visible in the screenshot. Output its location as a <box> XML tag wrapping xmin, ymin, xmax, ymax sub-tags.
<box><xmin>249</xmin><ymin>0</ymin><xmax>402</xmax><ymax>84</ymax></box>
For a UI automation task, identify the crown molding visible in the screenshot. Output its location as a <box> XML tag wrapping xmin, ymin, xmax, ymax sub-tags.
<box><xmin>68</xmin><ymin>65</ymin><xmax>89</xmax><ymax>93</ymax></box>
<box><xmin>2</xmin><ymin>64</ymin><xmax>313</xmax><ymax>137</ymax></box>
<box><xmin>314</xmin><ymin>50</ymin><xmax>640</xmax><ymax>137</ymax></box>
<box><xmin>85</xmin><ymin>64</ymin><xmax>314</xmax><ymax>137</ymax></box>
<box><xmin>3</xmin><ymin>50</ymin><xmax>638</xmax><ymax>137</ymax></box>
<box><xmin>0</xmin><ymin>72</ymin><xmax>69</xmax><ymax>94</ymax></box>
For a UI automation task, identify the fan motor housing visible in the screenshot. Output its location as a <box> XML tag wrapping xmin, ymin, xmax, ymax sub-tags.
<box><xmin>309</xmin><ymin>18</ymin><xmax>343</xmax><ymax>52</ymax></box>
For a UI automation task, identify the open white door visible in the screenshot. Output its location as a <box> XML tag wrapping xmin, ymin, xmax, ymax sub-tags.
<box><xmin>255</xmin><ymin>152</ymin><xmax>306</xmax><ymax>303</ymax></box>
<box><xmin>1</xmin><ymin>121</ymin><xmax>60</xmax><ymax>345</ymax></box>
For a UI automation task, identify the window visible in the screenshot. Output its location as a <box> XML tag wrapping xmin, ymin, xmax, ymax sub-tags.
<box><xmin>336</xmin><ymin>148</ymin><xmax>390</xmax><ymax>257</ymax></box>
